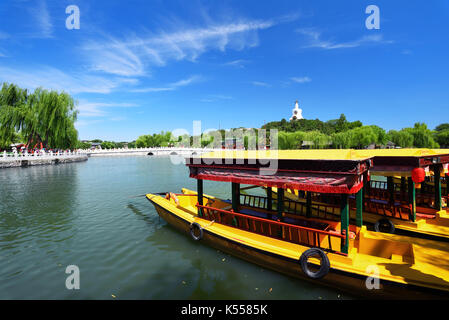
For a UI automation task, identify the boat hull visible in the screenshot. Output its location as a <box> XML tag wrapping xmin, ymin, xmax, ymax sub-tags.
<box><xmin>148</xmin><ymin>197</ymin><xmax>448</xmax><ymax>299</ymax></box>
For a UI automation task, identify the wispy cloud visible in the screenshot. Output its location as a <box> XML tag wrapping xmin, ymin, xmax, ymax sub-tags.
<box><xmin>75</xmin><ymin>119</ymin><xmax>104</xmax><ymax>128</ymax></box>
<box><xmin>290</xmin><ymin>76</ymin><xmax>311</xmax><ymax>83</ymax></box>
<box><xmin>28</xmin><ymin>0</ymin><xmax>53</xmax><ymax>38</ymax></box>
<box><xmin>223</xmin><ymin>59</ymin><xmax>249</xmax><ymax>68</ymax></box>
<box><xmin>83</xmin><ymin>18</ymin><xmax>278</xmax><ymax>77</ymax></box>
<box><xmin>200</xmin><ymin>94</ymin><xmax>233</xmax><ymax>103</ymax></box>
<box><xmin>131</xmin><ymin>75</ymin><xmax>202</xmax><ymax>93</ymax></box>
<box><xmin>0</xmin><ymin>31</ymin><xmax>9</xmax><ymax>40</ymax></box>
<box><xmin>251</xmin><ymin>81</ymin><xmax>271</xmax><ymax>87</ymax></box>
<box><xmin>0</xmin><ymin>66</ymin><xmax>135</xmax><ymax>94</ymax></box>
<box><xmin>76</xmin><ymin>101</ymin><xmax>138</xmax><ymax>117</ymax></box>
<box><xmin>85</xmin><ymin>38</ymin><xmax>146</xmax><ymax>77</ymax></box>
<box><xmin>296</xmin><ymin>28</ymin><xmax>393</xmax><ymax>50</ymax></box>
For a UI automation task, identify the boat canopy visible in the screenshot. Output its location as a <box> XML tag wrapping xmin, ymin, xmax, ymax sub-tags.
<box><xmin>186</xmin><ymin>150</ymin><xmax>372</xmax><ymax>194</ymax></box>
<box><xmin>354</xmin><ymin>149</ymin><xmax>449</xmax><ymax>177</ymax></box>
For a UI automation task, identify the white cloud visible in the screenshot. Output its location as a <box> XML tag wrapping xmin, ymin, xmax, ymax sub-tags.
<box><xmin>290</xmin><ymin>76</ymin><xmax>311</xmax><ymax>83</ymax></box>
<box><xmin>83</xmin><ymin>18</ymin><xmax>276</xmax><ymax>77</ymax></box>
<box><xmin>223</xmin><ymin>59</ymin><xmax>249</xmax><ymax>68</ymax></box>
<box><xmin>296</xmin><ymin>29</ymin><xmax>393</xmax><ymax>50</ymax></box>
<box><xmin>251</xmin><ymin>81</ymin><xmax>271</xmax><ymax>87</ymax></box>
<box><xmin>85</xmin><ymin>38</ymin><xmax>146</xmax><ymax>77</ymax></box>
<box><xmin>28</xmin><ymin>0</ymin><xmax>53</xmax><ymax>38</ymax></box>
<box><xmin>0</xmin><ymin>66</ymin><xmax>136</xmax><ymax>94</ymax></box>
<box><xmin>75</xmin><ymin>119</ymin><xmax>104</xmax><ymax>128</ymax></box>
<box><xmin>76</xmin><ymin>101</ymin><xmax>138</xmax><ymax>117</ymax></box>
<box><xmin>200</xmin><ymin>94</ymin><xmax>233</xmax><ymax>103</ymax></box>
<box><xmin>131</xmin><ymin>75</ymin><xmax>202</xmax><ymax>93</ymax></box>
<box><xmin>0</xmin><ymin>31</ymin><xmax>9</xmax><ymax>40</ymax></box>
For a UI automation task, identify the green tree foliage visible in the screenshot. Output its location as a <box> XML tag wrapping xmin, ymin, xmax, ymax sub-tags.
<box><xmin>278</xmin><ymin>131</ymin><xmax>305</xmax><ymax>149</ymax></box>
<box><xmin>262</xmin><ymin>113</ymin><xmax>362</xmax><ymax>135</ymax></box>
<box><xmin>434</xmin><ymin>123</ymin><xmax>449</xmax><ymax>148</ymax></box>
<box><xmin>404</xmin><ymin>123</ymin><xmax>439</xmax><ymax>148</ymax></box>
<box><xmin>387</xmin><ymin>130</ymin><xmax>414</xmax><ymax>148</ymax></box>
<box><xmin>435</xmin><ymin>130</ymin><xmax>449</xmax><ymax>148</ymax></box>
<box><xmin>100</xmin><ymin>141</ymin><xmax>116</xmax><ymax>149</ymax></box>
<box><xmin>76</xmin><ymin>141</ymin><xmax>92</xmax><ymax>149</ymax></box>
<box><xmin>435</xmin><ymin>123</ymin><xmax>449</xmax><ymax>132</ymax></box>
<box><xmin>0</xmin><ymin>83</ymin><xmax>78</xmax><ymax>149</ymax></box>
<box><xmin>0</xmin><ymin>83</ymin><xmax>28</xmax><ymax>148</ymax></box>
<box><xmin>135</xmin><ymin>131</ymin><xmax>173</xmax><ymax>148</ymax></box>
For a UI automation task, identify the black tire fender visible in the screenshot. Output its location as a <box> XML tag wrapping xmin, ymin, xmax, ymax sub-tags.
<box><xmin>190</xmin><ymin>222</ymin><xmax>203</xmax><ymax>241</ymax></box>
<box><xmin>299</xmin><ymin>248</ymin><xmax>330</xmax><ymax>279</ymax></box>
<box><xmin>374</xmin><ymin>218</ymin><xmax>395</xmax><ymax>234</ymax></box>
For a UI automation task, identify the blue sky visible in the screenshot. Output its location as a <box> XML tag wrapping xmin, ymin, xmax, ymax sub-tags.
<box><xmin>0</xmin><ymin>0</ymin><xmax>448</xmax><ymax>141</ymax></box>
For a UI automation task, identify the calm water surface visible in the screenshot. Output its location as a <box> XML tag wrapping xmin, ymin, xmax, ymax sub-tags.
<box><xmin>0</xmin><ymin>156</ymin><xmax>353</xmax><ymax>299</ymax></box>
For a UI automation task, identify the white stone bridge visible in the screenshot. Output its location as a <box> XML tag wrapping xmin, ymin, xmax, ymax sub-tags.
<box><xmin>83</xmin><ymin>147</ymin><xmax>222</xmax><ymax>157</ymax></box>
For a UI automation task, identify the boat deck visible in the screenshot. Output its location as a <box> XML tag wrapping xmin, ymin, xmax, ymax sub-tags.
<box><xmin>147</xmin><ymin>190</ymin><xmax>449</xmax><ymax>295</ymax></box>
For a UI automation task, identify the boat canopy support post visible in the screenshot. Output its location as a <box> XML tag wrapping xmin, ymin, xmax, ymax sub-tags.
<box><xmin>446</xmin><ymin>175</ymin><xmax>449</xmax><ymax>205</ymax></box>
<box><xmin>197</xmin><ymin>178</ymin><xmax>204</xmax><ymax>217</ymax></box>
<box><xmin>232</xmin><ymin>182</ymin><xmax>240</xmax><ymax>212</ymax></box>
<box><xmin>408</xmin><ymin>177</ymin><xmax>416</xmax><ymax>222</ymax></box>
<box><xmin>387</xmin><ymin>176</ymin><xmax>395</xmax><ymax>205</ymax></box>
<box><xmin>434</xmin><ymin>165</ymin><xmax>442</xmax><ymax>211</ymax></box>
<box><xmin>306</xmin><ymin>191</ymin><xmax>312</xmax><ymax>218</ymax></box>
<box><xmin>400</xmin><ymin>177</ymin><xmax>406</xmax><ymax>201</ymax></box>
<box><xmin>267</xmin><ymin>187</ymin><xmax>273</xmax><ymax>211</ymax></box>
<box><xmin>340</xmin><ymin>194</ymin><xmax>349</xmax><ymax>255</ymax></box>
<box><xmin>356</xmin><ymin>188</ymin><xmax>363</xmax><ymax>228</ymax></box>
<box><xmin>362</xmin><ymin>173</ymin><xmax>369</xmax><ymax>210</ymax></box>
<box><xmin>277</xmin><ymin>188</ymin><xmax>284</xmax><ymax>221</ymax></box>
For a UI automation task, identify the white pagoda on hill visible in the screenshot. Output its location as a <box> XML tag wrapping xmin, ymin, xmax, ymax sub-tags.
<box><xmin>290</xmin><ymin>100</ymin><xmax>303</xmax><ymax>121</ymax></box>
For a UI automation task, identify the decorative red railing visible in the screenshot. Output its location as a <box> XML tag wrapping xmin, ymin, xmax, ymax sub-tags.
<box><xmin>196</xmin><ymin>203</ymin><xmax>347</xmax><ymax>255</ymax></box>
<box><xmin>368</xmin><ymin>180</ymin><xmax>446</xmax><ymax>208</ymax></box>
<box><xmin>240</xmin><ymin>193</ymin><xmax>341</xmax><ymax>221</ymax></box>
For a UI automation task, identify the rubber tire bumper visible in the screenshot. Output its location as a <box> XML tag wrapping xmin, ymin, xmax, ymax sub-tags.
<box><xmin>299</xmin><ymin>248</ymin><xmax>330</xmax><ymax>279</ymax></box>
<box><xmin>374</xmin><ymin>218</ymin><xmax>395</xmax><ymax>234</ymax></box>
<box><xmin>190</xmin><ymin>222</ymin><xmax>203</xmax><ymax>241</ymax></box>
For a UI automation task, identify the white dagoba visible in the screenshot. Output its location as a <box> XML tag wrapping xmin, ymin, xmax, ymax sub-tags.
<box><xmin>290</xmin><ymin>100</ymin><xmax>303</xmax><ymax>121</ymax></box>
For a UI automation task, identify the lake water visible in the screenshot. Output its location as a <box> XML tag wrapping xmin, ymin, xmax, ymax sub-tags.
<box><xmin>0</xmin><ymin>156</ymin><xmax>352</xmax><ymax>299</ymax></box>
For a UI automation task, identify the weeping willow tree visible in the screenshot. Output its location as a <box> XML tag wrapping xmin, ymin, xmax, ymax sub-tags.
<box><xmin>0</xmin><ymin>83</ymin><xmax>79</xmax><ymax>149</ymax></box>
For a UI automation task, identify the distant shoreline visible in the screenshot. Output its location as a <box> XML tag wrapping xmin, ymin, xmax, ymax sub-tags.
<box><xmin>0</xmin><ymin>154</ymin><xmax>88</xmax><ymax>169</ymax></box>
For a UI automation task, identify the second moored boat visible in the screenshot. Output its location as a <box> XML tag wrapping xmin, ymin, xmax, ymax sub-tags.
<box><xmin>146</xmin><ymin>150</ymin><xmax>449</xmax><ymax>299</ymax></box>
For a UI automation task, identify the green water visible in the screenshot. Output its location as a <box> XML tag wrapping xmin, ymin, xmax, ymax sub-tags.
<box><xmin>0</xmin><ymin>156</ymin><xmax>352</xmax><ymax>299</ymax></box>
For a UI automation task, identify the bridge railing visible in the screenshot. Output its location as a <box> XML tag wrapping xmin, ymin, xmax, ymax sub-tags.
<box><xmin>81</xmin><ymin>147</ymin><xmax>224</xmax><ymax>153</ymax></box>
<box><xmin>0</xmin><ymin>150</ymin><xmax>87</xmax><ymax>160</ymax></box>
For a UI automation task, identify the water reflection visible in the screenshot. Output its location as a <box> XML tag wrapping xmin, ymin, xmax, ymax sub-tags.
<box><xmin>142</xmin><ymin>214</ymin><xmax>351</xmax><ymax>300</ymax></box>
<box><xmin>0</xmin><ymin>156</ymin><xmax>349</xmax><ymax>299</ymax></box>
<box><xmin>0</xmin><ymin>164</ymin><xmax>79</xmax><ymax>251</ymax></box>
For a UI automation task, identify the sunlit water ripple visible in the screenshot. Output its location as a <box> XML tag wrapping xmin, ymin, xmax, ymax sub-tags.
<box><xmin>0</xmin><ymin>156</ymin><xmax>353</xmax><ymax>299</ymax></box>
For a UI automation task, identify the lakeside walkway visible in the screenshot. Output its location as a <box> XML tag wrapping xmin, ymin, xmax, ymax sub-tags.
<box><xmin>0</xmin><ymin>147</ymin><xmax>222</xmax><ymax>169</ymax></box>
<box><xmin>83</xmin><ymin>147</ymin><xmax>220</xmax><ymax>157</ymax></box>
<box><xmin>0</xmin><ymin>150</ymin><xmax>88</xmax><ymax>168</ymax></box>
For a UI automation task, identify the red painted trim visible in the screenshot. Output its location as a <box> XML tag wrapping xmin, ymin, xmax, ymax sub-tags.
<box><xmin>196</xmin><ymin>204</ymin><xmax>345</xmax><ymax>239</ymax></box>
<box><xmin>190</xmin><ymin>173</ymin><xmax>363</xmax><ymax>194</ymax></box>
<box><xmin>187</xmin><ymin>163</ymin><xmax>363</xmax><ymax>176</ymax></box>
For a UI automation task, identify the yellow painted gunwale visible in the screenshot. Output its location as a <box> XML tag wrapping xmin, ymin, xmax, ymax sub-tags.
<box><xmin>272</xmin><ymin>186</ymin><xmax>449</xmax><ymax>240</ymax></box>
<box><xmin>197</xmin><ymin>148</ymin><xmax>449</xmax><ymax>162</ymax></box>
<box><xmin>146</xmin><ymin>191</ymin><xmax>449</xmax><ymax>293</ymax></box>
<box><xmin>198</xmin><ymin>149</ymin><xmax>372</xmax><ymax>161</ymax></box>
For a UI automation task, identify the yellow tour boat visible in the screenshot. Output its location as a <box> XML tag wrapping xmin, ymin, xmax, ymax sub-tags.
<box><xmin>146</xmin><ymin>150</ymin><xmax>449</xmax><ymax>299</ymax></box>
<box><xmin>269</xmin><ymin>149</ymin><xmax>449</xmax><ymax>241</ymax></box>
